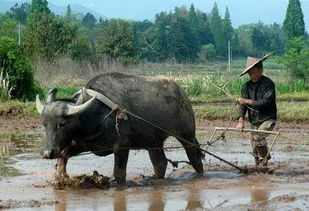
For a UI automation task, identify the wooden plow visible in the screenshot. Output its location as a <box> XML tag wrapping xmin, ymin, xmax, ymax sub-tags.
<box><xmin>210</xmin><ymin>127</ymin><xmax>280</xmax><ymax>166</ymax></box>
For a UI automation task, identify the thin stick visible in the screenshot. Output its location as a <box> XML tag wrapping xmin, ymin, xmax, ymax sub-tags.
<box><xmin>206</xmin><ymin>128</ymin><xmax>218</xmax><ymax>150</ymax></box>
<box><xmin>215</xmin><ymin>127</ymin><xmax>279</xmax><ymax>135</ymax></box>
<box><xmin>207</xmin><ymin>78</ymin><xmax>258</xmax><ymax>113</ymax></box>
<box><xmin>262</xmin><ymin>132</ymin><xmax>280</xmax><ymax>165</ymax></box>
<box><xmin>207</xmin><ymin>78</ymin><xmax>234</xmax><ymax>99</ymax></box>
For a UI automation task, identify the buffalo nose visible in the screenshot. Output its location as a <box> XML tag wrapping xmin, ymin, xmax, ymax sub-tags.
<box><xmin>41</xmin><ymin>149</ymin><xmax>55</xmax><ymax>159</ymax></box>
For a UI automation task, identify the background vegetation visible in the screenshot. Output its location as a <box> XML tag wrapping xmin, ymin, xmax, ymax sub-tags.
<box><xmin>0</xmin><ymin>0</ymin><xmax>308</xmax><ymax>122</ymax></box>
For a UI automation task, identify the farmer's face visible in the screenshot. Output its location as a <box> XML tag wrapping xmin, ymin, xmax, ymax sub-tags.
<box><xmin>248</xmin><ymin>67</ymin><xmax>263</xmax><ymax>82</ymax></box>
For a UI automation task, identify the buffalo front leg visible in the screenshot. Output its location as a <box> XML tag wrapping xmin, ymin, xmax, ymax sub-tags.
<box><xmin>55</xmin><ymin>157</ymin><xmax>69</xmax><ymax>180</ymax></box>
<box><xmin>179</xmin><ymin>137</ymin><xmax>204</xmax><ymax>175</ymax></box>
<box><xmin>113</xmin><ymin>149</ymin><xmax>129</xmax><ymax>186</ymax></box>
<box><xmin>148</xmin><ymin>149</ymin><xmax>167</xmax><ymax>179</ymax></box>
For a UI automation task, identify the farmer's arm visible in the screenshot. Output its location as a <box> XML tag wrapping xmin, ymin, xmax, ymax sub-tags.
<box><xmin>236</xmin><ymin>85</ymin><xmax>248</xmax><ymax>132</ymax></box>
<box><xmin>236</xmin><ymin>81</ymin><xmax>275</xmax><ymax>108</ymax></box>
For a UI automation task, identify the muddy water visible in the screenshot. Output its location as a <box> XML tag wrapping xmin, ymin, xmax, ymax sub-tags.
<box><xmin>0</xmin><ymin>129</ymin><xmax>308</xmax><ymax>210</ymax></box>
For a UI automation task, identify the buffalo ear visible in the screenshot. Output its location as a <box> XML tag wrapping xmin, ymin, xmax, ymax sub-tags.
<box><xmin>46</xmin><ymin>88</ymin><xmax>58</xmax><ymax>103</ymax></box>
<box><xmin>35</xmin><ymin>95</ymin><xmax>45</xmax><ymax>114</ymax></box>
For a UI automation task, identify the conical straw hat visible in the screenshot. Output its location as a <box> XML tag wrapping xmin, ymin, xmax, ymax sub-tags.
<box><xmin>239</xmin><ymin>54</ymin><xmax>270</xmax><ymax>77</ymax></box>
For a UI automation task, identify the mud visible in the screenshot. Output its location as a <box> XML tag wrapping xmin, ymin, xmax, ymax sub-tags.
<box><xmin>0</xmin><ymin>114</ymin><xmax>309</xmax><ymax>210</ymax></box>
<box><xmin>0</xmin><ymin>199</ymin><xmax>59</xmax><ymax>209</ymax></box>
<box><xmin>52</xmin><ymin>171</ymin><xmax>110</xmax><ymax>190</ymax></box>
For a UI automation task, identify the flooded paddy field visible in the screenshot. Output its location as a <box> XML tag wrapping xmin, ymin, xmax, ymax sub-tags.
<box><xmin>0</xmin><ymin>119</ymin><xmax>308</xmax><ymax>210</ymax></box>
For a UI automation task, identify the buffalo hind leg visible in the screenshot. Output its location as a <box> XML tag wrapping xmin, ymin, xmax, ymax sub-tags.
<box><xmin>148</xmin><ymin>149</ymin><xmax>168</xmax><ymax>179</ymax></box>
<box><xmin>113</xmin><ymin>149</ymin><xmax>129</xmax><ymax>186</ymax></box>
<box><xmin>178</xmin><ymin>137</ymin><xmax>204</xmax><ymax>175</ymax></box>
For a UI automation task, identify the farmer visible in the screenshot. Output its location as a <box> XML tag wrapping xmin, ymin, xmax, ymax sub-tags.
<box><xmin>235</xmin><ymin>54</ymin><xmax>277</xmax><ymax>166</ymax></box>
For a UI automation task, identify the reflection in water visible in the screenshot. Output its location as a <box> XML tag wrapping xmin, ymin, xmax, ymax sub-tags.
<box><xmin>149</xmin><ymin>190</ymin><xmax>164</xmax><ymax>211</ymax></box>
<box><xmin>0</xmin><ymin>132</ymin><xmax>42</xmax><ymax>158</ymax></box>
<box><xmin>0</xmin><ymin>144</ymin><xmax>10</xmax><ymax>160</ymax></box>
<box><xmin>0</xmin><ymin>132</ymin><xmax>43</xmax><ymax>177</ymax></box>
<box><xmin>186</xmin><ymin>186</ymin><xmax>203</xmax><ymax>210</ymax></box>
<box><xmin>114</xmin><ymin>191</ymin><xmax>127</xmax><ymax>211</ymax></box>
<box><xmin>250</xmin><ymin>188</ymin><xmax>269</xmax><ymax>202</ymax></box>
<box><xmin>55</xmin><ymin>191</ymin><xmax>67</xmax><ymax>211</ymax></box>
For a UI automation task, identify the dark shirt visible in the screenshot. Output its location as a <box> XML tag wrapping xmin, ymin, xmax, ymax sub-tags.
<box><xmin>239</xmin><ymin>75</ymin><xmax>277</xmax><ymax>126</ymax></box>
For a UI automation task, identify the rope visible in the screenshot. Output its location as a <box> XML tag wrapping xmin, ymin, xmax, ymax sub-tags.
<box><xmin>75</xmin><ymin>142</ymin><xmax>220</xmax><ymax>157</ymax></box>
<box><xmin>101</xmin><ymin>109</ymin><xmax>246</xmax><ymax>172</ymax></box>
<box><xmin>73</xmin><ymin>88</ymin><xmax>247</xmax><ymax>172</ymax></box>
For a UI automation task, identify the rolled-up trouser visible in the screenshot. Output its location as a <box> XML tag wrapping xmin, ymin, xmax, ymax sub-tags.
<box><xmin>250</xmin><ymin>119</ymin><xmax>276</xmax><ymax>161</ymax></box>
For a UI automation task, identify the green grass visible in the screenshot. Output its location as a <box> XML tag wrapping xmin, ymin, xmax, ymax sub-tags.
<box><xmin>0</xmin><ymin>87</ymin><xmax>79</xmax><ymax>117</ymax></box>
<box><xmin>193</xmin><ymin>101</ymin><xmax>309</xmax><ymax>122</ymax></box>
<box><xmin>0</xmin><ymin>100</ymin><xmax>38</xmax><ymax>117</ymax></box>
<box><xmin>177</xmin><ymin>75</ymin><xmax>308</xmax><ymax>99</ymax></box>
<box><xmin>278</xmin><ymin>92</ymin><xmax>309</xmax><ymax>102</ymax></box>
<box><xmin>39</xmin><ymin>86</ymin><xmax>79</xmax><ymax>99</ymax></box>
<box><xmin>56</xmin><ymin>86</ymin><xmax>79</xmax><ymax>98</ymax></box>
<box><xmin>276</xmin><ymin>80</ymin><xmax>309</xmax><ymax>94</ymax></box>
<box><xmin>193</xmin><ymin>104</ymin><xmax>239</xmax><ymax>120</ymax></box>
<box><xmin>278</xmin><ymin>102</ymin><xmax>309</xmax><ymax>122</ymax></box>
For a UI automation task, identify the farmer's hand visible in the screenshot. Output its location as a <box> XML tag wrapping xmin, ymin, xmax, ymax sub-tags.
<box><xmin>236</xmin><ymin>118</ymin><xmax>244</xmax><ymax>132</ymax></box>
<box><xmin>236</xmin><ymin>98</ymin><xmax>252</xmax><ymax>106</ymax></box>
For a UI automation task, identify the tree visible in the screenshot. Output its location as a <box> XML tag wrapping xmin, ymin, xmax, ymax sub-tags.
<box><xmin>209</xmin><ymin>3</ymin><xmax>224</xmax><ymax>57</ymax></box>
<box><xmin>6</xmin><ymin>3</ymin><xmax>31</xmax><ymax>24</ymax></box>
<box><xmin>236</xmin><ymin>23</ymin><xmax>287</xmax><ymax>57</ymax></box>
<box><xmin>81</xmin><ymin>12</ymin><xmax>97</xmax><ymax>55</ymax></box>
<box><xmin>24</xmin><ymin>0</ymin><xmax>52</xmax><ymax>58</ymax></box>
<box><xmin>251</xmin><ymin>27</ymin><xmax>268</xmax><ymax>56</ymax></box>
<box><xmin>278</xmin><ymin>37</ymin><xmax>309</xmax><ymax>80</ymax></box>
<box><xmin>5</xmin><ymin>3</ymin><xmax>31</xmax><ymax>45</ymax></box>
<box><xmin>96</xmin><ymin>19</ymin><xmax>140</xmax><ymax>64</ymax></box>
<box><xmin>189</xmin><ymin>4</ymin><xmax>198</xmax><ymax>30</ymax></box>
<box><xmin>69</xmin><ymin>25</ymin><xmax>93</xmax><ymax>61</ymax></box>
<box><xmin>0</xmin><ymin>37</ymin><xmax>37</xmax><ymax>100</ymax></box>
<box><xmin>200</xmin><ymin>44</ymin><xmax>216</xmax><ymax>61</ymax></box>
<box><xmin>231</xmin><ymin>32</ymin><xmax>242</xmax><ymax>57</ymax></box>
<box><xmin>29</xmin><ymin>0</ymin><xmax>50</xmax><ymax>14</ymax></box>
<box><xmin>65</xmin><ymin>4</ymin><xmax>75</xmax><ymax>22</ymax></box>
<box><xmin>189</xmin><ymin>4</ymin><xmax>214</xmax><ymax>47</ymax></box>
<box><xmin>283</xmin><ymin>0</ymin><xmax>305</xmax><ymax>39</ymax></box>
<box><xmin>133</xmin><ymin>20</ymin><xmax>153</xmax><ymax>34</ymax></box>
<box><xmin>25</xmin><ymin>0</ymin><xmax>80</xmax><ymax>60</ymax></box>
<box><xmin>151</xmin><ymin>12</ymin><xmax>172</xmax><ymax>61</ymax></box>
<box><xmin>45</xmin><ymin>18</ymin><xmax>80</xmax><ymax>59</ymax></box>
<box><xmin>82</xmin><ymin>12</ymin><xmax>97</xmax><ymax>29</ymax></box>
<box><xmin>195</xmin><ymin>10</ymin><xmax>213</xmax><ymax>46</ymax></box>
<box><xmin>138</xmin><ymin>26</ymin><xmax>158</xmax><ymax>61</ymax></box>
<box><xmin>0</xmin><ymin>18</ymin><xmax>18</xmax><ymax>40</ymax></box>
<box><xmin>66</xmin><ymin>4</ymin><xmax>72</xmax><ymax>18</ymax></box>
<box><xmin>169</xmin><ymin>16</ymin><xmax>199</xmax><ymax>62</ymax></box>
<box><xmin>222</xmin><ymin>7</ymin><xmax>233</xmax><ymax>57</ymax></box>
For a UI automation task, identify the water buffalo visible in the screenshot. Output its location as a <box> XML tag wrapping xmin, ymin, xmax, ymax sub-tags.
<box><xmin>36</xmin><ymin>72</ymin><xmax>204</xmax><ymax>185</ymax></box>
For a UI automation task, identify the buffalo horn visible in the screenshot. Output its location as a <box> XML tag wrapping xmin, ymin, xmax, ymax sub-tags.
<box><xmin>66</xmin><ymin>97</ymin><xmax>96</xmax><ymax>116</ymax></box>
<box><xmin>35</xmin><ymin>95</ymin><xmax>45</xmax><ymax>114</ymax></box>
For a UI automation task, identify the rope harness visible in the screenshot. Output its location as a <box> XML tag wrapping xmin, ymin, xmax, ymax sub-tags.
<box><xmin>74</xmin><ymin>88</ymin><xmax>247</xmax><ymax>173</ymax></box>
